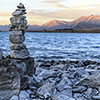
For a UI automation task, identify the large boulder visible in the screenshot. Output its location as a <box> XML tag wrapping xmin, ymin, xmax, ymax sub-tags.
<box><xmin>0</xmin><ymin>59</ymin><xmax>20</xmax><ymax>100</ymax></box>
<box><xmin>37</xmin><ymin>82</ymin><xmax>56</xmax><ymax>99</ymax></box>
<box><xmin>75</xmin><ymin>71</ymin><xmax>100</xmax><ymax>88</ymax></box>
<box><xmin>11</xmin><ymin>57</ymin><xmax>34</xmax><ymax>89</ymax></box>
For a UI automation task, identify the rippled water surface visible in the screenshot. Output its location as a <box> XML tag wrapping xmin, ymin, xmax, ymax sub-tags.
<box><xmin>1</xmin><ymin>32</ymin><xmax>100</xmax><ymax>61</ymax></box>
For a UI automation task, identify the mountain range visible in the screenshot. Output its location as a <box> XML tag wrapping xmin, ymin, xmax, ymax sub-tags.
<box><xmin>1</xmin><ymin>15</ymin><xmax>100</xmax><ymax>31</ymax></box>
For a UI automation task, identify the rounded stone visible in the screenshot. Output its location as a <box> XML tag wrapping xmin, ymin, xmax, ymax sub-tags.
<box><xmin>10</xmin><ymin>43</ymin><xmax>26</xmax><ymax>50</ymax></box>
<box><xmin>9</xmin><ymin>34</ymin><xmax>25</xmax><ymax>43</ymax></box>
<box><xmin>17</xmin><ymin>3</ymin><xmax>25</xmax><ymax>8</ymax></box>
<box><xmin>10</xmin><ymin>49</ymin><xmax>29</xmax><ymax>59</ymax></box>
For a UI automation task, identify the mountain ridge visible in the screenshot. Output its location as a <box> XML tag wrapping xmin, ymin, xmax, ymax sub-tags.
<box><xmin>1</xmin><ymin>15</ymin><xmax>100</xmax><ymax>31</ymax></box>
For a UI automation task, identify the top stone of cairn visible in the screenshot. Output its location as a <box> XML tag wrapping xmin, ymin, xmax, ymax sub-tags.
<box><xmin>17</xmin><ymin>3</ymin><xmax>25</xmax><ymax>8</ymax></box>
<box><xmin>12</xmin><ymin>3</ymin><xmax>26</xmax><ymax>16</ymax></box>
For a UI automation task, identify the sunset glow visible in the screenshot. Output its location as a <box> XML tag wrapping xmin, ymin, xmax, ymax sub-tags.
<box><xmin>0</xmin><ymin>0</ymin><xmax>100</xmax><ymax>25</ymax></box>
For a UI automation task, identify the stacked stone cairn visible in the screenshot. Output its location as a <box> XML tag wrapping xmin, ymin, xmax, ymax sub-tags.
<box><xmin>9</xmin><ymin>3</ymin><xmax>29</xmax><ymax>59</ymax></box>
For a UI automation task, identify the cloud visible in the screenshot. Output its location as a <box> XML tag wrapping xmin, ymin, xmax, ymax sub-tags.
<box><xmin>0</xmin><ymin>12</ymin><xmax>11</xmax><ymax>17</ymax></box>
<box><xmin>50</xmin><ymin>3</ymin><xmax>67</xmax><ymax>8</ymax></box>
<box><xmin>42</xmin><ymin>0</ymin><xmax>65</xmax><ymax>3</ymax></box>
<box><xmin>27</xmin><ymin>4</ymin><xmax>100</xmax><ymax>25</ymax></box>
<box><xmin>74</xmin><ymin>4</ymin><xmax>100</xmax><ymax>9</ymax></box>
<box><xmin>41</xmin><ymin>0</ymin><xmax>66</xmax><ymax>9</ymax></box>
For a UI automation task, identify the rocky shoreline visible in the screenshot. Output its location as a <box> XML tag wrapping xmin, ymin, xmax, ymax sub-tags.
<box><xmin>0</xmin><ymin>54</ymin><xmax>100</xmax><ymax>100</ymax></box>
<box><xmin>0</xmin><ymin>3</ymin><xmax>100</xmax><ymax>100</ymax></box>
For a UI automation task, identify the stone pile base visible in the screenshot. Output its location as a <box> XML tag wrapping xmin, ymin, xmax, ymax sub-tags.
<box><xmin>0</xmin><ymin>56</ymin><xmax>34</xmax><ymax>100</ymax></box>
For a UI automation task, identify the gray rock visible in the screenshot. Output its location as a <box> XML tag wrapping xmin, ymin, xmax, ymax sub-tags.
<box><xmin>17</xmin><ymin>3</ymin><xmax>25</xmax><ymax>8</ymax></box>
<box><xmin>74</xmin><ymin>68</ymin><xmax>89</xmax><ymax>78</ymax></box>
<box><xmin>68</xmin><ymin>98</ymin><xmax>75</xmax><ymax>100</ymax></box>
<box><xmin>39</xmin><ymin>69</ymin><xmax>57</xmax><ymax>79</ymax></box>
<box><xmin>13</xmin><ymin>57</ymin><xmax>34</xmax><ymax>89</ymax></box>
<box><xmin>12</xmin><ymin>11</ymin><xmax>22</xmax><ymax>16</ymax></box>
<box><xmin>19</xmin><ymin>91</ymin><xmax>30</xmax><ymax>100</ymax></box>
<box><xmin>92</xmin><ymin>96</ymin><xmax>100</xmax><ymax>100</ymax></box>
<box><xmin>57</xmin><ymin>86</ymin><xmax>72</xmax><ymax>98</ymax></box>
<box><xmin>52</xmin><ymin>94</ymin><xmax>59</xmax><ymax>100</ymax></box>
<box><xmin>9</xmin><ymin>34</ymin><xmax>25</xmax><ymax>43</ymax></box>
<box><xmin>37</xmin><ymin>82</ymin><xmax>56</xmax><ymax>99</ymax></box>
<box><xmin>30</xmin><ymin>94</ymin><xmax>36</xmax><ymax>99</ymax></box>
<box><xmin>26</xmin><ymin>90</ymin><xmax>35</xmax><ymax>95</ymax></box>
<box><xmin>10</xmin><ymin>17</ymin><xmax>27</xmax><ymax>26</ymax></box>
<box><xmin>35</xmin><ymin>67</ymin><xmax>44</xmax><ymax>76</ymax></box>
<box><xmin>74</xmin><ymin>93</ymin><xmax>85</xmax><ymax>100</ymax></box>
<box><xmin>10</xmin><ymin>43</ymin><xmax>26</xmax><ymax>50</ymax></box>
<box><xmin>9</xmin><ymin>31</ymin><xmax>24</xmax><ymax>35</ymax></box>
<box><xmin>0</xmin><ymin>49</ymin><xmax>3</xmax><ymax>60</ymax></box>
<box><xmin>10</xmin><ymin>49</ymin><xmax>29</xmax><ymax>59</ymax></box>
<box><xmin>53</xmin><ymin>64</ymin><xmax>65</xmax><ymax>70</ymax></box>
<box><xmin>0</xmin><ymin>60</ymin><xmax>20</xmax><ymax>100</ymax></box>
<box><xmin>56</xmin><ymin>92</ymin><xmax>74</xmax><ymax>100</ymax></box>
<box><xmin>56</xmin><ymin>77</ymin><xmax>72</xmax><ymax>91</ymax></box>
<box><xmin>75</xmin><ymin>71</ymin><xmax>100</xmax><ymax>88</ymax></box>
<box><xmin>72</xmin><ymin>86</ymin><xmax>87</xmax><ymax>93</ymax></box>
<box><xmin>10</xmin><ymin>95</ymin><xmax>18</xmax><ymax>100</ymax></box>
<box><xmin>83</xmin><ymin>88</ymin><xmax>92</xmax><ymax>99</ymax></box>
<box><xmin>56</xmin><ymin>94</ymin><xmax>69</xmax><ymax>100</ymax></box>
<box><xmin>9</xmin><ymin>23</ymin><xmax>28</xmax><ymax>31</ymax></box>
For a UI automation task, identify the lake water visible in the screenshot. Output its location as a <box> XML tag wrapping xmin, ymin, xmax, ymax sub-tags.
<box><xmin>1</xmin><ymin>32</ymin><xmax>100</xmax><ymax>61</ymax></box>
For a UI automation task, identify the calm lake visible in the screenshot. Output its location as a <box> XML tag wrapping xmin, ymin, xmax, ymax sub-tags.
<box><xmin>1</xmin><ymin>32</ymin><xmax>100</xmax><ymax>61</ymax></box>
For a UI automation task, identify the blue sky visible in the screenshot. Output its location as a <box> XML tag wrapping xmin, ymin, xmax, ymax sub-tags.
<box><xmin>0</xmin><ymin>0</ymin><xmax>100</xmax><ymax>25</ymax></box>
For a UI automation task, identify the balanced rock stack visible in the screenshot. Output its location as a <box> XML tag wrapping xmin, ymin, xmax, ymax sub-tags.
<box><xmin>9</xmin><ymin>3</ymin><xmax>29</xmax><ymax>59</ymax></box>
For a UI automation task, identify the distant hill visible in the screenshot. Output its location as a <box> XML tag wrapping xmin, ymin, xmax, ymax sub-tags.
<box><xmin>68</xmin><ymin>15</ymin><xmax>100</xmax><ymax>28</ymax></box>
<box><xmin>1</xmin><ymin>15</ymin><xmax>100</xmax><ymax>31</ymax></box>
<box><xmin>0</xmin><ymin>25</ymin><xmax>9</xmax><ymax>31</ymax></box>
<box><xmin>27</xmin><ymin>15</ymin><xmax>100</xmax><ymax>31</ymax></box>
<box><xmin>73</xmin><ymin>22</ymin><xmax>100</xmax><ymax>29</ymax></box>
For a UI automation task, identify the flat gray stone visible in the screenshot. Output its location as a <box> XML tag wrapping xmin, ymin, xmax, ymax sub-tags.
<box><xmin>92</xmin><ymin>96</ymin><xmax>100</xmax><ymax>100</ymax></box>
<box><xmin>10</xmin><ymin>43</ymin><xmax>26</xmax><ymax>50</ymax></box>
<box><xmin>57</xmin><ymin>86</ymin><xmax>72</xmax><ymax>98</ymax></box>
<box><xmin>72</xmin><ymin>86</ymin><xmax>87</xmax><ymax>93</ymax></box>
<box><xmin>12</xmin><ymin>11</ymin><xmax>21</xmax><ymax>16</ymax></box>
<box><xmin>10</xmin><ymin>49</ymin><xmax>29</xmax><ymax>59</ymax></box>
<box><xmin>9</xmin><ymin>31</ymin><xmax>24</xmax><ymax>36</ymax></box>
<box><xmin>39</xmin><ymin>69</ymin><xmax>57</xmax><ymax>79</ymax></box>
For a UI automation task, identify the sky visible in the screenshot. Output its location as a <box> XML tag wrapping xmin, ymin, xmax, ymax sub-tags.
<box><xmin>1</xmin><ymin>0</ymin><xmax>100</xmax><ymax>25</ymax></box>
